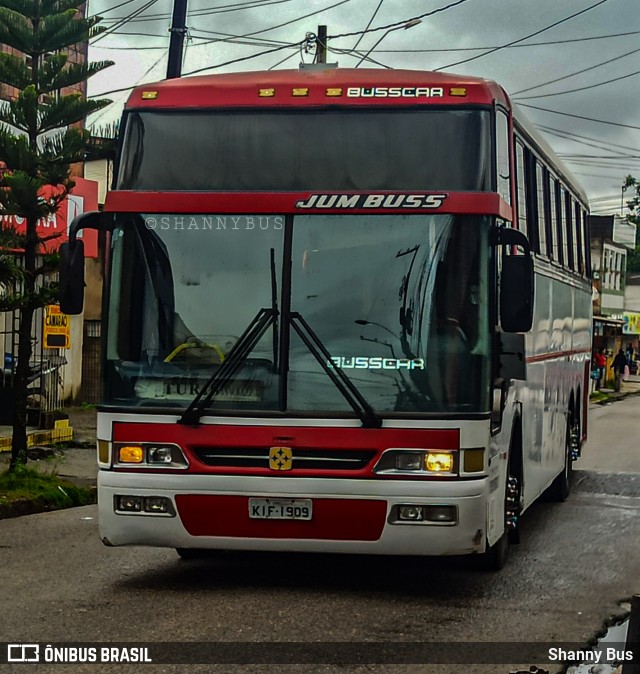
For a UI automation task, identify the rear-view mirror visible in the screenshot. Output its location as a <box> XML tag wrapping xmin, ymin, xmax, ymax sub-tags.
<box><xmin>500</xmin><ymin>254</ymin><xmax>534</xmax><ymax>333</ymax></box>
<box><xmin>59</xmin><ymin>240</ymin><xmax>85</xmax><ymax>315</ymax></box>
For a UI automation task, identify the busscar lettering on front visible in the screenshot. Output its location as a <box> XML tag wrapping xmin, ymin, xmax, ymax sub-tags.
<box><xmin>346</xmin><ymin>86</ymin><xmax>445</xmax><ymax>98</ymax></box>
<box><xmin>296</xmin><ymin>194</ymin><xmax>448</xmax><ymax>210</ymax></box>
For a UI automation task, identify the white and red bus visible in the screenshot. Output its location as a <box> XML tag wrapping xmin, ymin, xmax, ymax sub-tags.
<box><xmin>61</xmin><ymin>67</ymin><xmax>592</xmax><ymax>569</ymax></box>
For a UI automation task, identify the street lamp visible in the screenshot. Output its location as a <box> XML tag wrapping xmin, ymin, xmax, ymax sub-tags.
<box><xmin>355</xmin><ymin>19</ymin><xmax>422</xmax><ymax>67</ymax></box>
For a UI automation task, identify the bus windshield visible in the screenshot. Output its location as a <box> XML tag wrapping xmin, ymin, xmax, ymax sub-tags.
<box><xmin>104</xmin><ymin>213</ymin><xmax>491</xmax><ymax>415</ymax></box>
<box><xmin>117</xmin><ymin>108</ymin><xmax>491</xmax><ymax>192</ymax></box>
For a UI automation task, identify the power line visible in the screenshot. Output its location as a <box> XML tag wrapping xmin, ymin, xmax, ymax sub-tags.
<box><xmin>89</xmin><ymin>48</ymin><xmax>170</xmax><ymax>123</ymax></box>
<box><xmin>328</xmin><ymin>45</ymin><xmax>392</xmax><ymax>68</ymax></box>
<box><xmin>90</xmin><ymin>0</ymin><xmax>143</xmax><ymax>17</ymax></box>
<box><xmin>517</xmin><ymin>104</ymin><xmax>640</xmax><ymax>130</ymax></box>
<box><xmin>536</xmin><ymin>125</ymin><xmax>640</xmax><ymax>155</ymax></box>
<box><xmin>433</xmin><ymin>0</ymin><xmax>611</xmax><ymax>71</ymax></box>
<box><xmin>100</xmin><ymin>0</ymin><xmax>301</xmax><ymax>22</ymax></box>
<box><xmin>91</xmin><ymin>0</ymin><xmax>160</xmax><ymax>45</ymax></box>
<box><xmin>558</xmin><ymin>154</ymin><xmax>640</xmax><ymax>160</ymax></box>
<box><xmin>352</xmin><ymin>0</ymin><xmax>385</xmax><ymax>52</ymax></box>
<box><xmin>512</xmin><ymin>47</ymin><xmax>640</xmax><ymax>96</ymax></box>
<box><xmin>88</xmin><ymin>38</ymin><xmax>304</xmax><ymax>98</ymax></box>
<box><xmin>182</xmin><ymin>39</ymin><xmax>307</xmax><ymax>76</ymax></box>
<box><xmin>514</xmin><ymin>69</ymin><xmax>640</xmax><ymax>100</ymax></box>
<box><xmin>185</xmin><ymin>0</ymin><xmax>355</xmax><ymax>51</ymax></box>
<box><xmin>328</xmin><ymin>0</ymin><xmax>474</xmax><ymax>39</ymax></box>
<box><xmin>187</xmin><ymin>28</ymin><xmax>290</xmax><ymax>45</ymax></box>
<box><xmin>538</xmin><ymin>128</ymin><xmax>640</xmax><ymax>159</ymax></box>
<box><xmin>370</xmin><ymin>30</ymin><xmax>640</xmax><ymax>52</ymax></box>
<box><xmin>268</xmin><ymin>49</ymin><xmax>300</xmax><ymax>70</ymax></box>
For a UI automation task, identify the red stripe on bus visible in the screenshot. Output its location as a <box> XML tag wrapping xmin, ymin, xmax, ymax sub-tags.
<box><xmin>104</xmin><ymin>191</ymin><xmax>512</xmax><ymax>219</ymax></box>
<box><xmin>525</xmin><ymin>349</ymin><xmax>590</xmax><ymax>364</ymax></box>
<box><xmin>112</xmin><ymin>423</ymin><xmax>459</xmax><ymax>449</ymax></box>
<box><xmin>175</xmin><ymin>495</ymin><xmax>387</xmax><ymax>540</ymax></box>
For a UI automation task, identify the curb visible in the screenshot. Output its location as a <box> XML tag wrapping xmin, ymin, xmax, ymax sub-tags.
<box><xmin>0</xmin><ymin>425</ymin><xmax>74</xmax><ymax>453</ymax></box>
<box><xmin>0</xmin><ymin>485</ymin><xmax>97</xmax><ymax>520</ymax></box>
<box><xmin>590</xmin><ymin>388</ymin><xmax>640</xmax><ymax>408</ymax></box>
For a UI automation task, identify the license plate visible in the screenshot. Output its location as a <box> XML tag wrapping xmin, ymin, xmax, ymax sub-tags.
<box><xmin>248</xmin><ymin>498</ymin><xmax>312</xmax><ymax>521</ymax></box>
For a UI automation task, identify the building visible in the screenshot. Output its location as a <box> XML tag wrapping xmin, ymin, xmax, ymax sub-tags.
<box><xmin>589</xmin><ymin>215</ymin><xmax>637</xmax><ymax>388</ymax></box>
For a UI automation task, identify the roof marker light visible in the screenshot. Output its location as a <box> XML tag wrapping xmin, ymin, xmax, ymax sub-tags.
<box><xmin>141</xmin><ymin>91</ymin><xmax>158</xmax><ymax>100</ymax></box>
<box><xmin>326</xmin><ymin>88</ymin><xmax>343</xmax><ymax>97</ymax></box>
<box><xmin>449</xmin><ymin>87</ymin><xmax>467</xmax><ymax>97</ymax></box>
<box><xmin>292</xmin><ymin>88</ymin><xmax>309</xmax><ymax>97</ymax></box>
<box><xmin>259</xmin><ymin>88</ymin><xmax>275</xmax><ymax>97</ymax></box>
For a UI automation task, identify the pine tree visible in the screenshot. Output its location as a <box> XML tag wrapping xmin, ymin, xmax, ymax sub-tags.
<box><xmin>0</xmin><ymin>0</ymin><xmax>113</xmax><ymax>469</ymax></box>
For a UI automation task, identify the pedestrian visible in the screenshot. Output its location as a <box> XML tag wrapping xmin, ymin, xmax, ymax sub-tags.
<box><xmin>626</xmin><ymin>343</ymin><xmax>637</xmax><ymax>374</ymax></box>
<box><xmin>611</xmin><ymin>349</ymin><xmax>628</xmax><ymax>392</ymax></box>
<box><xmin>593</xmin><ymin>348</ymin><xmax>606</xmax><ymax>390</ymax></box>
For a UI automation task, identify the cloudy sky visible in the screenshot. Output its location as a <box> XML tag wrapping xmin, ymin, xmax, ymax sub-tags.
<box><xmin>86</xmin><ymin>0</ymin><xmax>640</xmax><ymax>213</ymax></box>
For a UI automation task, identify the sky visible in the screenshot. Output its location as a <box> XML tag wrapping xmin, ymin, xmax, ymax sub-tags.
<box><xmin>86</xmin><ymin>0</ymin><xmax>640</xmax><ymax>214</ymax></box>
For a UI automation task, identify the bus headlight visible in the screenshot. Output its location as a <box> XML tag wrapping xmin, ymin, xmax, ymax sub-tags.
<box><xmin>424</xmin><ymin>452</ymin><xmax>454</xmax><ymax>473</ymax></box>
<box><xmin>148</xmin><ymin>445</ymin><xmax>174</xmax><ymax>464</ymax></box>
<box><xmin>114</xmin><ymin>495</ymin><xmax>176</xmax><ymax>516</ymax></box>
<box><xmin>114</xmin><ymin>443</ymin><xmax>188</xmax><ymax>469</ymax></box>
<box><xmin>118</xmin><ymin>445</ymin><xmax>144</xmax><ymax>464</ymax></box>
<box><xmin>374</xmin><ymin>449</ymin><xmax>457</xmax><ymax>476</ymax></box>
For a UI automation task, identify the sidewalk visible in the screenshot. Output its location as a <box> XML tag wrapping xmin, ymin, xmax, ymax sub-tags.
<box><xmin>0</xmin><ymin>407</ymin><xmax>98</xmax><ymax>485</ymax></box>
<box><xmin>590</xmin><ymin>373</ymin><xmax>640</xmax><ymax>406</ymax></box>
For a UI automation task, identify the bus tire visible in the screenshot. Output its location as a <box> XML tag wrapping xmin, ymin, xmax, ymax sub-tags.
<box><xmin>476</xmin><ymin>430</ymin><xmax>522</xmax><ymax>571</ymax></box>
<box><xmin>546</xmin><ymin>416</ymin><xmax>574</xmax><ymax>502</ymax></box>
<box><xmin>477</xmin><ymin>526</ymin><xmax>509</xmax><ymax>571</ymax></box>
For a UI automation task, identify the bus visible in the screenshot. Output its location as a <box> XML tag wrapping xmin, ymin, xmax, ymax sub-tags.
<box><xmin>61</xmin><ymin>67</ymin><xmax>592</xmax><ymax>569</ymax></box>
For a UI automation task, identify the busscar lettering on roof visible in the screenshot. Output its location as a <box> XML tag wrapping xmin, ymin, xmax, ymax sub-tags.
<box><xmin>295</xmin><ymin>194</ymin><xmax>448</xmax><ymax>210</ymax></box>
<box><xmin>346</xmin><ymin>86</ymin><xmax>445</xmax><ymax>98</ymax></box>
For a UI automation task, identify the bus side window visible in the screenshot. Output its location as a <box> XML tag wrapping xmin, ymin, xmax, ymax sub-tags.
<box><xmin>496</xmin><ymin>110</ymin><xmax>511</xmax><ymax>205</ymax></box>
<box><xmin>566</xmin><ymin>193</ymin><xmax>578</xmax><ymax>273</ymax></box>
<box><xmin>515</xmin><ymin>140</ymin><xmax>528</xmax><ymax>238</ymax></box>
<box><xmin>574</xmin><ymin>202</ymin><xmax>585</xmax><ymax>275</ymax></box>
<box><xmin>555</xmin><ymin>185</ymin><xmax>563</xmax><ymax>267</ymax></box>
<box><xmin>534</xmin><ymin>161</ymin><xmax>550</xmax><ymax>258</ymax></box>
<box><xmin>583</xmin><ymin>209</ymin><xmax>592</xmax><ymax>277</ymax></box>
<box><xmin>544</xmin><ymin>170</ymin><xmax>560</xmax><ymax>262</ymax></box>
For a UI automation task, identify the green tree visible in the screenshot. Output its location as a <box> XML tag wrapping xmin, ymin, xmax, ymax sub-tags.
<box><xmin>624</xmin><ymin>175</ymin><xmax>640</xmax><ymax>272</ymax></box>
<box><xmin>0</xmin><ymin>0</ymin><xmax>113</xmax><ymax>469</ymax></box>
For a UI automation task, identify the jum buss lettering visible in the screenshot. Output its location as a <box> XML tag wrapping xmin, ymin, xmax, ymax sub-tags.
<box><xmin>296</xmin><ymin>194</ymin><xmax>448</xmax><ymax>209</ymax></box>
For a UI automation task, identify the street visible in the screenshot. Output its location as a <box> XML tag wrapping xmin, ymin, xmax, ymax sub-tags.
<box><xmin>1</xmin><ymin>399</ymin><xmax>640</xmax><ymax>674</ymax></box>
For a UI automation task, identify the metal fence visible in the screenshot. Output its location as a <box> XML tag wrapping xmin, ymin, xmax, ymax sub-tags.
<box><xmin>0</xmin><ymin>255</ymin><xmax>66</xmax><ymax>427</ymax></box>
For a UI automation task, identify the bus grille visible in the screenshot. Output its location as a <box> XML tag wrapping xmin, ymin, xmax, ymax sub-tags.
<box><xmin>191</xmin><ymin>446</ymin><xmax>376</xmax><ymax>471</ymax></box>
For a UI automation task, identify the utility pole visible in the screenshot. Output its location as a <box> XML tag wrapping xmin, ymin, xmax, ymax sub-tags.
<box><xmin>167</xmin><ymin>0</ymin><xmax>188</xmax><ymax>79</ymax></box>
<box><xmin>315</xmin><ymin>25</ymin><xmax>327</xmax><ymax>64</ymax></box>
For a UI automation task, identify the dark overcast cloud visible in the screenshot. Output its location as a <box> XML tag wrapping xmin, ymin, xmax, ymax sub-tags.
<box><xmin>89</xmin><ymin>0</ymin><xmax>640</xmax><ymax>211</ymax></box>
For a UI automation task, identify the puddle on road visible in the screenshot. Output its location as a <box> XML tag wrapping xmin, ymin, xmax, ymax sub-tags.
<box><xmin>566</xmin><ymin>617</ymin><xmax>629</xmax><ymax>674</ymax></box>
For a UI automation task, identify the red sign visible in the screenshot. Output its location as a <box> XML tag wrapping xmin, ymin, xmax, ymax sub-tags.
<box><xmin>0</xmin><ymin>177</ymin><xmax>99</xmax><ymax>258</ymax></box>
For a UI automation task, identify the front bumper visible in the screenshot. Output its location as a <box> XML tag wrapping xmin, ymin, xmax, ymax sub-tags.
<box><xmin>98</xmin><ymin>471</ymin><xmax>489</xmax><ymax>556</ymax></box>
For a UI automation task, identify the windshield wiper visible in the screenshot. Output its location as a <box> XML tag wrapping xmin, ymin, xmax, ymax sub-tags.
<box><xmin>289</xmin><ymin>312</ymin><xmax>382</xmax><ymax>429</ymax></box>
<box><xmin>177</xmin><ymin>307</ymin><xmax>277</xmax><ymax>425</ymax></box>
